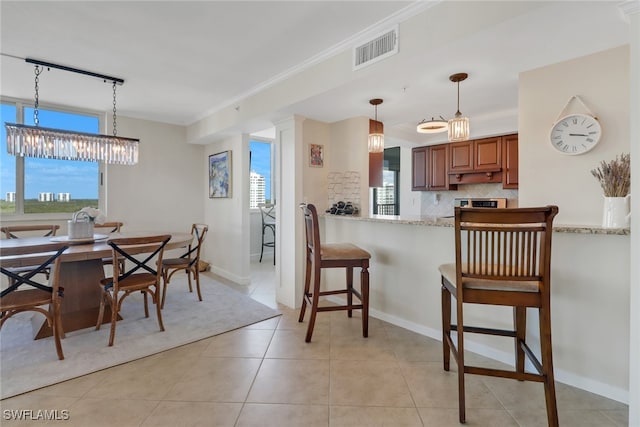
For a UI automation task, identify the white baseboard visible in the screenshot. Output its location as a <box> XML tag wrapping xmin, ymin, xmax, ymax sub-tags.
<box><xmin>209</xmin><ymin>266</ymin><xmax>250</xmax><ymax>285</ymax></box>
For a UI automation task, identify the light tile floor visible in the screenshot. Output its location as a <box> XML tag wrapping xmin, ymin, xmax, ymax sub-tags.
<box><xmin>0</xmin><ymin>261</ymin><xmax>629</xmax><ymax>426</ymax></box>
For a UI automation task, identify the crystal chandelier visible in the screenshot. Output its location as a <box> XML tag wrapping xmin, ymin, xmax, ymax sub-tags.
<box><xmin>447</xmin><ymin>72</ymin><xmax>470</xmax><ymax>142</ymax></box>
<box><xmin>5</xmin><ymin>58</ymin><xmax>139</xmax><ymax>165</ymax></box>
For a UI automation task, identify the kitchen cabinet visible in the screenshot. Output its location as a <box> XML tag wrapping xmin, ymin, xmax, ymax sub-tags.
<box><xmin>411</xmin><ymin>146</ymin><xmax>428</xmax><ymax>190</ymax></box>
<box><xmin>449</xmin><ymin>136</ymin><xmax>502</xmax><ymax>185</ymax></box>
<box><xmin>412</xmin><ymin>134</ymin><xmax>517</xmax><ymax>191</ymax></box>
<box><xmin>428</xmin><ymin>144</ymin><xmax>455</xmax><ymax>190</ymax></box>
<box><xmin>412</xmin><ymin>144</ymin><xmax>456</xmax><ymax>191</ymax></box>
<box><xmin>501</xmin><ymin>134</ymin><xmax>518</xmax><ymax>189</ymax></box>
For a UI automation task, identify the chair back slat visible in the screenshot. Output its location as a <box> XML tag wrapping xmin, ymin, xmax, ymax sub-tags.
<box><xmin>1</xmin><ymin>245</ymin><xmax>68</xmax><ymax>296</ymax></box>
<box><xmin>300</xmin><ymin>203</ymin><xmax>320</xmax><ymax>263</ymax></box>
<box><xmin>94</xmin><ymin>222</ymin><xmax>123</xmax><ymax>234</ymax></box>
<box><xmin>1</xmin><ymin>225</ymin><xmax>60</xmax><ymax>239</ymax></box>
<box><xmin>456</xmin><ymin>206</ymin><xmax>558</xmax><ymax>284</ymax></box>
<box><xmin>180</xmin><ymin>224</ymin><xmax>208</xmax><ymax>265</ymax></box>
<box><xmin>105</xmin><ymin>235</ymin><xmax>171</xmax><ymax>289</ymax></box>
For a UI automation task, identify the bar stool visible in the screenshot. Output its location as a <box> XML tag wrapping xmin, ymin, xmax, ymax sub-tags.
<box><xmin>439</xmin><ymin>205</ymin><xmax>559</xmax><ymax>426</ymax></box>
<box><xmin>259</xmin><ymin>203</ymin><xmax>276</xmax><ymax>265</ymax></box>
<box><xmin>298</xmin><ymin>203</ymin><xmax>371</xmax><ymax>342</ymax></box>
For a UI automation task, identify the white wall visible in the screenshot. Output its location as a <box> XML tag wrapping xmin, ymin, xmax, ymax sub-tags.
<box><xmin>105</xmin><ymin>116</ymin><xmax>204</xmax><ymax>234</ymax></box>
<box><xmin>519</xmin><ymin>46</ymin><xmax>630</xmax><ymax>225</ymax></box>
<box><xmin>202</xmin><ymin>134</ymin><xmax>251</xmax><ymax>284</ymax></box>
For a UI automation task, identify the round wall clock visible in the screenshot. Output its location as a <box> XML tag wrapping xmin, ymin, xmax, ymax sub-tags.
<box><xmin>549</xmin><ymin>113</ymin><xmax>602</xmax><ymax>155</ymax></box>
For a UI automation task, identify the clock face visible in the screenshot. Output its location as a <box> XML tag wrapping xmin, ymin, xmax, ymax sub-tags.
<box><xmin>549</xmin><ymin>114</ymin><xmax>602</xmax><ymax>155</ymax></box>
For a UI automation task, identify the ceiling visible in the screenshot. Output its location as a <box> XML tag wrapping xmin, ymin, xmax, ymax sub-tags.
<box><xmin>0</xmin><ymin>1</ymin><xmax>631</xmax><ymax>145</ymax></box>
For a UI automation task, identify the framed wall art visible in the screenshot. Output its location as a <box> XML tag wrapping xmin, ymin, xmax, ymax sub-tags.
<box><xmin>209</xmin><ymin>150</ymin><xmax>232</xmax><ymax>198</ymax></box>
<box><xmin>309</xmin><ymin>143</ymin><xmax>324</xmax><ymax>168</ymax></box>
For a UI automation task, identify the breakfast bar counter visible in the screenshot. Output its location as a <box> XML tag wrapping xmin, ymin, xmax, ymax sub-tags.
<box><xmin>320</xmin><ymin>213</ymin><xmax>630</xmax><ymax>404</ymax></box>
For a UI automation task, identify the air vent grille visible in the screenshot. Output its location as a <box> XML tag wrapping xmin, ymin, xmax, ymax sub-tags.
<box><xmin>353</xmin><ymin>27</ymin><xmax>398</xmax><ymax>71</ymax></box>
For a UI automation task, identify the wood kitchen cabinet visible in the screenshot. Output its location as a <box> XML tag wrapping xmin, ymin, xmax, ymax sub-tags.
<box><xmin>412</xmin><ymin>144</ymin><xmax>456</xmax><ymax>191</ymax></box>
<box><xmin>411</xmin><ymin>146</ymin><xmax>428</xmax><ymax>190</ymax></box>
<box><xmin>412</xmin><ymin>134</ymin><xmax>517</xmax><ymax>191</ymax></box>
<box><xmin>449</xmin><ymin>136</ymin><xmax>502</xmax><ymax>185</ymax></box>
<box><xmin>428</xmin><ymin>144</ymin><xmax>455</xmax><ymax>190</ymax></box>
<box><xmin>501</xmin><ymin>134</ymin><xmax>518</xmax><ymax>189</ymax></box>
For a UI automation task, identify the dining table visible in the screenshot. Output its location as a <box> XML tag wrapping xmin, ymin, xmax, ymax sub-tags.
<box><xmin>0</xmin><ymin>230</ymin><xmax>193</xmax><ymax>339</ymax></box>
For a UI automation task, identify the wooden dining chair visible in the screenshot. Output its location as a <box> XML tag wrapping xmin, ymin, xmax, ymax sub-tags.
<box><xmin>93</xmin><ymin>221</ymin><xmax>125</xmax><ymax>272</ymax></box>
<box><xmin>0</xmin><ymin>242</ymin><xmax>68</xmax><ymax>360</ymax></box>
<box><xmin>95</xmin><ymin>234</ymin><xmax>171</xmax><ymax>346</ymax></box>
<box><xmin>258</xmin><ymin>204</ymin><xmax>276</xmax><ymax>265</ymax></box>
<box><xmin>160</xmin><ymin>224</ymin><xmax>208</xmax><ymax>309</ymax></box>
<box><xmin>299</xmin><ymin>203</ymin><xmax>371</xmax><ymax>342</ymax></box>
<box><xmin>1</xmin><ymin>224</ymin><xmax>61</xmax><ymax>283</ymax></box>
<box><xmin>439</xmin><ymin>205</ymin><xmax>559</xmax><ymax>426</ymax></box>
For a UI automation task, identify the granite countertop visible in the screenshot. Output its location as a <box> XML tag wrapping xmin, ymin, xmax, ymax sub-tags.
<box><xmin>321</xmin><ymin>214</ymin><xmax>630</xmax><ymax>236</ymax></box>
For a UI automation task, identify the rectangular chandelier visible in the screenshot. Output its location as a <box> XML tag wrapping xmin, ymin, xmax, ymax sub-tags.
<box><xmin>5</xmin><ymin>123</ymin><xmax>139</xmax><ymax>165</ymax></box>
<box><xmin>4</xmin><ymin>57</ymin><xmax>139</xmax><ymax>165</ymax></box>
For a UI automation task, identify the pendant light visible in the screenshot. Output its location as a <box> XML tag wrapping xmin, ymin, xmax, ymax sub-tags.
<box><xmin>447</xmin><ymin>72</ymin><xmax>470</xmax><ymax>142</ymax></box>
<box><xmin>416</xmin><ymin>116</ymin><xmax>448</xmax><ymax>134</ymax></box>
<box><xmin>368</xmin><ymin>98</ymin><xmax>384</xmax><ymax>153</ymax></box>
<box><xmin>5</xmin><ymin>58</ymin><xmax>140</xmax><ymax>165</ymax></box>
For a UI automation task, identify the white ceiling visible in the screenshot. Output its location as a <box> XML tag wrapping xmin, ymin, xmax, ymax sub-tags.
<box><xmin>0</xmin><ymin>1</ymin><xmax>631</xmax><ymax>145</ymax></box>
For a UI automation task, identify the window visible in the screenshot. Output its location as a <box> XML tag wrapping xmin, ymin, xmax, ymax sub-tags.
<box><xmin>249</xmin><ymin>139</ymin><xmax>275</xmax><ymax>209</ymax></box>
<box><xmin>373</xmin><ymin>147</ymin><xmax>400</xmax><ymax>215</ymax></box>
<box><xmin>1</xmin><ymin>99</ymin><xmax>102</xmax><ymax>217</ymax></box>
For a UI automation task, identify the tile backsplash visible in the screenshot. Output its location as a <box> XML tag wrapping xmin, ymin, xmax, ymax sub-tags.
<box><xmin>327</xmin><ymin>171</ymin><xmax>361</xmax><ymax>210</ymax></box>
<box><xmin>421</xmin><ymin>183</ymin><xmax>518</xmax><ymax>216</ymax></box>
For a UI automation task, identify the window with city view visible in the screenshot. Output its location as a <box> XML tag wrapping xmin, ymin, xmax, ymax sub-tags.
<box><xmin>1</xmin><ymin>101</ymin><xmax>101</xmax><ymax>215</ymax></box>
<box><xmin>249</xmin><ymin>140</ymin><xmax>274</xmax><ymax>209</ymax></box>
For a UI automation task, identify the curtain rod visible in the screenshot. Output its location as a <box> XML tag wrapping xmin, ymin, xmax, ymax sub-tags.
<box><xmin>25</xmin><ymin>57</ymin><xmax>125</xmax><ymax>85</ymax></box>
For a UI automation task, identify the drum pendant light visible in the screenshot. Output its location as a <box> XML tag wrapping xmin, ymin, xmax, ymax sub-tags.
<box><xmin>368</xmin><ymin>98</ymin><xmax>384</xmax><ymax>153</ymax></box>
<box><xmin>447</xmin><ymin>72</ymin><xmax>470</xmax><ymax>142</ymax></box>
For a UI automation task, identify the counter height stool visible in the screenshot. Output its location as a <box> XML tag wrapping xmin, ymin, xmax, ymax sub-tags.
<box><xmin>299</xmin><ymin>203</ymin><xmax>371</xmax><ymax>343</ymax></box>
<box><xmin>259</xmin><ymin>203</ymin><xmax>276</xmax><ymax>265</ymax></box>
<box><xmin>439</xmin><ymin>205</ymin><xmax>559</xmax><ymax>426</ymax></box>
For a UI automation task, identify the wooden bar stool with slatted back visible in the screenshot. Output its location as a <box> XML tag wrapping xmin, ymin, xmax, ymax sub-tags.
<box><xmin>298</xmin><ymin>203</ymin><xmax>371</xmax><ymax>343</ymax></box>
<box><xmin>439</xmin><ymin>205</ymin><xmax>559</xmax><ymax>426</ymax></box>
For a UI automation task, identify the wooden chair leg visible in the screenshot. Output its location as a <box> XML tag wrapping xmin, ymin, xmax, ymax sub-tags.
<box><xmin>194</xmin><ymin>268</ymin><xmax>203</xmax><ymax>302</ymax></box>
<box><xmin>539</xmin><ymin>305</ymin><xmax>559</xmax><ymax>427</ymax></box>
<box><xmin>298</xmin><ymin>258</ymin><xmax>312</xmax><ymax>323</ymax></box>
<box><xmin>154</xmin><ymin>288</ymin><xmax>165</xmax><ymax>332</ymax></box>
<box><xmin>108</xmin><ymin>296</ymin><xmax>118</xmax><ymax>347</ymax></box>
<box><xmin>161</xmin><ymin>268</ymin><xmax>169</xmax><ymax>309</ymax></box>
<box><xmin>360</xmin><ymin>266</ymin><xmax>369</xmax><ymax>338</ymax></box>
<box><xmin>441</xmin><ymin>283</ymin><xmax>451</xmax><ymax>372</ymax></box>
<box><xmin>514</xmin><ymin>306</ymin><xmax>527</xmax><ymax>375</ymax></box>
<box><xmin>95</xmin><ymin>292</ymin><xmax>106</xmax><ymax>330</ymax></box>
<box><xmin>186</xmin><ymin>269</ymin><xmax>193</xmax><ymax>293</ymax></box>
<box><xmin>346</xmin><ymin>267</ymin><xmax>353</xmax><ymax>318</ymax></box>
<box><xmin>143</xmin><ymin>291</ymin><xmax>149</xmax><ymax>318</ymax></box>
<box><xmin>52</xmin><ymin>301</ymin><xmax>64</xmax><ymax>360</ymax></box>
<box><xmin>305</xmin><ymin>268</ymin><xmax>321</xmax><ymax>343</ymax></box>
<box><xmin>456</xmin><ymin>300</ymin><xmax>466</xmax><ymax>424</ymax></box>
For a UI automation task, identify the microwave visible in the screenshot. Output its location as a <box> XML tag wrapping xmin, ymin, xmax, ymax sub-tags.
<box><xmin>454</xmin><ymin>198</ymin><xmax>507</xmax><ymax>209</ymax></box>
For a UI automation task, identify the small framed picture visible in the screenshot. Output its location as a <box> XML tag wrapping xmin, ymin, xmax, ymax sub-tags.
<box><xmin>309</xmin><ymin>144</ymin><xmax>324</xmax><ymax>168</ymax></box>
<box><xmin>209</xmin><ymin>150</ymin><xmax>232</xmax><ymax>198</ymax></box>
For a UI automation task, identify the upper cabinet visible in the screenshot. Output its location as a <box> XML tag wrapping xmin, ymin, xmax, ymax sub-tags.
<box><xmin>411</xmin><ymin>144</ymin><xmax>457</xmax><ymax>191</ymax></box>
<box><xmin>501</xmin><ymin>134</ymin><xmax>518</xmax><ymax>189</ymax></box>
<box><xmin>412</xmin><ymin>134</ymin><xmax>517</xmax><ymax>191</ymax></box>
<box><xmin>411</xmin><ymin>146</ymin><xmax>428</xmax><ymax>191</ymax></box>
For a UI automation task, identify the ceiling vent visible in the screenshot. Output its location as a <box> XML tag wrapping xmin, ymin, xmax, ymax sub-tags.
<box><xmin>353</xmin><ymin>26</ymin><xmax>398</xmax><ymax>71</ymax></box>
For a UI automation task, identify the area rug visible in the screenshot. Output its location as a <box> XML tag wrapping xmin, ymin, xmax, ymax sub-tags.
<box><xmin>0</xmin><ymin>276</ymin><xmax>281</xmax><ymax>399</ymax></box>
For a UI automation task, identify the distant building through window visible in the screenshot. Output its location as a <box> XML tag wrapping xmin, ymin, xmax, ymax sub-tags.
<box><xmin>249</xmin><ymin>139</ymin><xmax>274</xmax><ymax>208</ymax></box>
<box><xmin>250</xmin><ymin>171</ymin><xmax>266</xmax><ymax>208</ymax></box>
